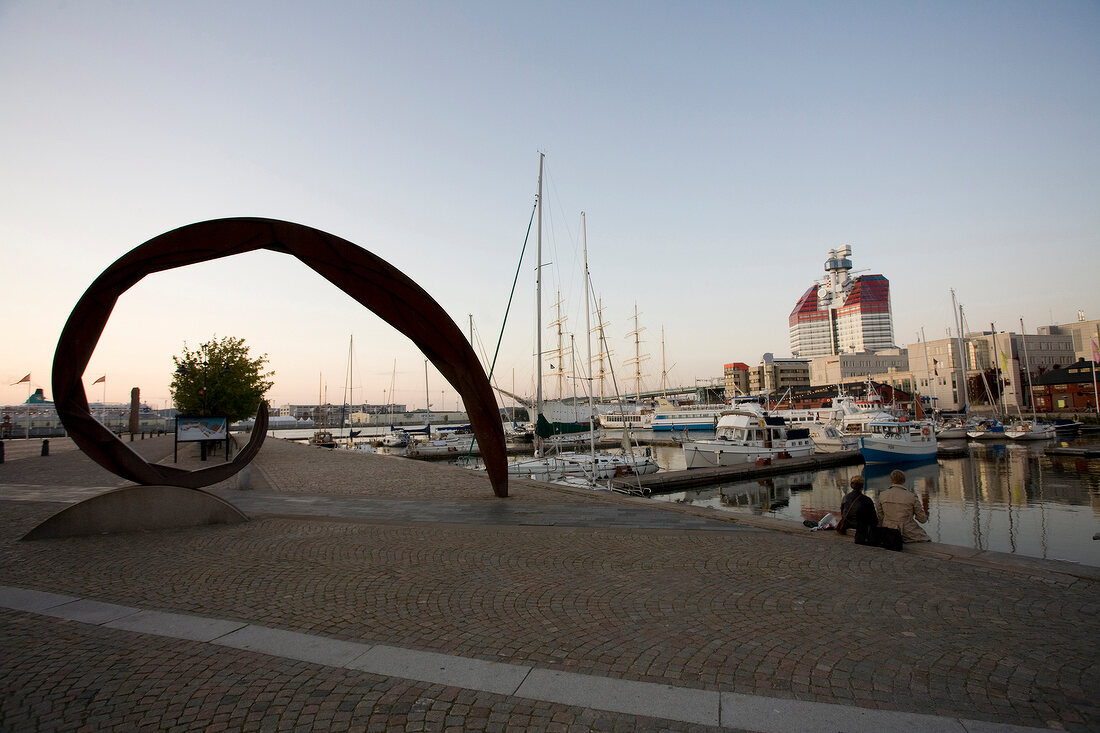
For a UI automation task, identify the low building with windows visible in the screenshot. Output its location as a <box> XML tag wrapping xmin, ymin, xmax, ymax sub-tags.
<box><xmin>808</xmin><ymin>349</ymin><xmax>908</xmax><ymax>388</ymax></box>
<box><xmin>748</xmin><ymin>354</ymin><xmax>811</xmax><ymax>397</ymax></box>
<box><xmin>1031</xmin><ymin>359</ymin><xmax>1100</xmax><ymax>412</ymax></box>
<box><xmin>723</xmin><ymin>362</ymin><xmax>751</xmax><ymax>398</ymax></box>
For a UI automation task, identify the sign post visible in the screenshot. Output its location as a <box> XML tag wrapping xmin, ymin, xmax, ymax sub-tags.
<box><xmin>174</xmin><ymin>416</ymin><xmax>229</xmax><ymax>463</ymax></box>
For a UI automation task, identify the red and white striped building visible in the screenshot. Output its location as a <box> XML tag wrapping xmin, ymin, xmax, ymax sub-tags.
<box><xmin>789</xmin><ymin>245</ymin><xmax>895</xmax><ymax>358</ymax></box>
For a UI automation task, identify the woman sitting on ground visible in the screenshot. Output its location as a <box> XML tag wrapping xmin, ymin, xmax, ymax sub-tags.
<box><xmin>838</xmin><ymin>476</ymin><xmax>878</xmax><ymax>545</ymax></box>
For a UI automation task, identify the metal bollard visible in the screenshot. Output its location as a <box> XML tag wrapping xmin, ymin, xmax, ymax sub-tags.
<box><xmin>41</xmin><ymin>439</ymin><xmax>49</xmax><ymax>456</ymax></box>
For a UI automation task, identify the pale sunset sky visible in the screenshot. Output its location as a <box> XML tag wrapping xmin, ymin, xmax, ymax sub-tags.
<box><xmin>2</xmin><ymin>1</ymin><xmax>1097</xmax><ymax>411</ymax></box>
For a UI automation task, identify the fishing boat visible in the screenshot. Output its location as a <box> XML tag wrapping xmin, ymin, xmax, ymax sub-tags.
<box><xmin>682</xmin><ymin>404</ymin><xmax>814</xmax><ymax>469</ymax></box>
<box><xmin>859</xmin><ymin>419</ymin><xmax>937</xmax><ymax>463</ymax></box>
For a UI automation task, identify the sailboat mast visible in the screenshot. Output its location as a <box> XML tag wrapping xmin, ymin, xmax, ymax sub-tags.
<box><xmin>1019</xmin><ymin>317</ymin><xmax>1037</xmax><ymax>420</ymax></box>
<box><xmin>535</xmin><ymin>153</ymin><xmax>544</xmax><ymax>457</ymax></box>
<box><xmin>424</xmin><ymin>359</ymin><xmax>431</xmax><ymax>435</ymax></box>
<box><xmin>951</xmin><ymin>289</ymin><xmax>970</xmax><ymax>413</ymax></box>
<box><xmin>661</xmin><ymin>326</ymin><xmax>668</xmax><ymax>397</ymax></box>
<box><xmin>991</xmin><ymin>322</ymin><xmax>1006</xmax><ymax>418</ymax></box>
<box><xmin>920</xmin><ymin>327</ymin><xmax>934</xmax><ymax>415</ymax></box>
<box><xmin>582</xmin><ymin>211</ymin><xmax>595</xmax><ymax>462</ymax></box>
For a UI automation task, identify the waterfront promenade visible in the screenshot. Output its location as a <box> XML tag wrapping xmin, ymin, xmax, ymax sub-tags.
<box><xmin>1</xmin><ymin>436</ymin><xmax>1097</xmax><ymax>731</ymax></box>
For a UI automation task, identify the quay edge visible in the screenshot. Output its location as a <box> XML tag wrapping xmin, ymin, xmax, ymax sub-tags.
<box><xmin>611</xmin><ymin>451</ymin><xmax>864</xmax><ymax>493</ymax></box>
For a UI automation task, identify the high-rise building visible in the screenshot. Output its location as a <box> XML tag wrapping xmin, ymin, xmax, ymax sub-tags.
<box><xmin>789</xmin><ymin>245</ymin><xmax>895</xmax><ymax>357</ymax></box>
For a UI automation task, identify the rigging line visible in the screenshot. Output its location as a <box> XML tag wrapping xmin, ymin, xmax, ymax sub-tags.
<box><xmin>488</xmin><ymin>197</ymin><xmax>538</xmax><ymax>383</ymax></box>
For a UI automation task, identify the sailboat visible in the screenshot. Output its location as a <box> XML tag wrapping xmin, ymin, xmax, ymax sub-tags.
<box><xmin>1005</xmin><ymin>318</ymin><xmax>1056</xmax><ymax>440</ymax></box>
<box><xmin>310</xmin><ymin>373</ymin><xmax>337</xmax><ymax>448</ymax></box>
<box><xmin>504</xmin><ymin>155</ymin><xmax>657</xmax><ymax>485</ymax></box>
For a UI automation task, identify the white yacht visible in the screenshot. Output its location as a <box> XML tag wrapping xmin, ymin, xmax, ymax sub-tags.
<box><xmin>682</xmin><ymin>404</ymin><xmax>814</xmax><ymax>469</ymax></box>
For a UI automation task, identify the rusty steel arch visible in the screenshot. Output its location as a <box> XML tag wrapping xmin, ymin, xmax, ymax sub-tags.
<box><xmin>51</xmin><ymin>217</ymin><xmax>508</xmax><ymax>497</ymax></box>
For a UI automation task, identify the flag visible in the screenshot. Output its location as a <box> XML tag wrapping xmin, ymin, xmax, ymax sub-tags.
<box><xmin>1000</xmin><ymin>351</ymin><xmax>1008</xmax><ymax>370</ymax></box>
<box><xmin>932</xmin><ymin>359</ymin><xmax>939</xmax><ymax>376</ymax></box>
<box><xmin>10</xmin><ymin>373</ymin><xmax>30</xmax><ymax>385</ymax></box>
<box><xmin>1093</xmin><ymin>338</ymin><xmax>1099</xmax><ymax>364</ymax></box>
<box><xmin>92</xmin><ymin>375</ymin><xmax>106</xmax><ymax>385</ymax></box>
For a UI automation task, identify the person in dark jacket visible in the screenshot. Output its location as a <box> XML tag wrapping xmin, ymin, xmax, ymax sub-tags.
<box><xmin>838</xmin><ymin>475</ymin><xmax>878</xmax><ymax>545</ymax></box>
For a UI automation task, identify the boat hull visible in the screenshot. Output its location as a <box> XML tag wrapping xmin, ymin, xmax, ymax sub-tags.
<box><xmin>859</xmin><ymin>438</ymin><xmax>937</xmax><ymax>463</ymax></box>
<box><xmin>683</xmin><ymin>442</ymin><xmax>814</xmax><ymax>469</ymax></box>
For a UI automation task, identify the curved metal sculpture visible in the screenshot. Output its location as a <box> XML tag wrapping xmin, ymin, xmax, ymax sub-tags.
<box><xmin>51</xmin><ymin>217</ymin><xmax>508</xmax><ymax>497</ymax></box>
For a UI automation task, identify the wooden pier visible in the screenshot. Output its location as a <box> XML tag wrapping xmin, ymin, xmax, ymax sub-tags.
<box><xmin>610</xmin><ymin>450</ymin><xmax>863</xmax><ymax>494</ymax></box>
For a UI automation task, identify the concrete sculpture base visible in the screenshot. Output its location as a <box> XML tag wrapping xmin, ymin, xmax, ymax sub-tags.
<box><xmin>22</xmin><ymin>485</ymin><xmax>248</xmax><ymax>540</ymax></box>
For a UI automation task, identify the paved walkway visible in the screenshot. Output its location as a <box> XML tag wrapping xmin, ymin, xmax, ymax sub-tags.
<box><xmin>1</xmin><ymin>435</ymin><xmax>1097</xmax><ymax>731</ymax></box>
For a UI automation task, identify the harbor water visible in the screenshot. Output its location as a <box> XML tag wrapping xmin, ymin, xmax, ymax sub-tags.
<box><xmin>646</xmin><ymin>436</ymin><xmax>1100</xmax><ymax>568</ymax></box>
<box><xmin>274</xmin><ymin>424</ymin><xmax>1100</xmax><ymax>568</ymax></box>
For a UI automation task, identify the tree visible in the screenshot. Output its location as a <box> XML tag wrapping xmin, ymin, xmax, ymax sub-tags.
<box><xmin>170</xmin><ymin>336</ymin><xmax>274</xmax><ymax>422</ymax></box>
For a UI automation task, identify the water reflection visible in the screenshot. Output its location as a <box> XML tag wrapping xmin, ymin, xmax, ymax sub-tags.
<box><xmin>649</xmin><ymin>440</ymin><xmax>1100</xmax><ymax>567</ymax></box>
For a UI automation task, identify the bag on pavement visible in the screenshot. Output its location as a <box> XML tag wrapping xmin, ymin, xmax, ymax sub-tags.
<box><xmin>872</xmin><ymin>526</ymin><xmax>903</xmax><ymax>552</ymax></box>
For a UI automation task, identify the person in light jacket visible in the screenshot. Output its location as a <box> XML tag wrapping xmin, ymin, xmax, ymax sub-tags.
<box><xmin>876</xmin><ymin>469</ymin><xmax>930</xmax><ymax>543</ymax></box>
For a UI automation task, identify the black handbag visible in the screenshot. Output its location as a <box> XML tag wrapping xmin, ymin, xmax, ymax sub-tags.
<box><xmin>872</xmin><ymin>526</ymin><xmax>904</xmax><ymax>551</ymax></box>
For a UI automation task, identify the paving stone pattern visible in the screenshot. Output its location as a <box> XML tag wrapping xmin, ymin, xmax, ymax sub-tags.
<box><xmin>1</xmin><ymin>436</ymin><xmax>1098</xmax><ymax>731</ymax></box>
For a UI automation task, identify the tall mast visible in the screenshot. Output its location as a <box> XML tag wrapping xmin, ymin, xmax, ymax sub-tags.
<box><xmin>548</xmin><ymin>292</ymin><xmax>569</xmax><ymax>400</ymax></box>
<box><xmin>424</xmin><ymin>359</ymin><xmax>431</xmax><ymax>435</ymax></box>
<box><xmin>661</xmin><ymin>326</ymin><xmax>668</xmax><ymax>396</ymax></box>
<box><xmin>951</xmin><ymin>289</ymin><xmax>970</xmax><ymax>413</ymax></box>
<box><xmin>582</xmin><ymin>211</ymin><xmax>595</xmax><ymax>463</ymax></box>
<box><xmin>535</xmin><ymin>153</ymin><xmax>545</xmax><ymax>457</ymax></box>
<box><xmin>1019</xmin><ymin>317</ymin><xmax>1037</xmax><ymax>421</ymax></box>
<box><xmin>991</xmin><ymin>322</ymin><xmax>1006</xmax><ymax>418</ymax></box>
<box><xmin>624</xmin><ymin>303</ymin><xmax>649</xmax><ymax>403</ymax></box>
<box><xmin>591</xmin><ymin>297</ymin><xmax>610</xmax><ymax>402</ymax></box>
<box><xmin>920</xmin><ymin>327</ymin><xmax>934</xmax><ymax>416</ymax></box>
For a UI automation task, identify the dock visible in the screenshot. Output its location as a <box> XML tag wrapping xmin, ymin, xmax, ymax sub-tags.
<box><xmin>1045</xmin><ymin>445</ymin><xmax>1100</xmax><ymax>458</ymax></box>
<box><xmin>610</xmin><ymin>450</ymin><xmax>863</xmax><ymax>493</ymax></box>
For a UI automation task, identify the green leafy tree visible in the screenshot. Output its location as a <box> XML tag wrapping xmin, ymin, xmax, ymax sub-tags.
<box><xmin>170</xmin><ymin>336</ymin><xmax>274</xmax><ymax>421</ymax></box>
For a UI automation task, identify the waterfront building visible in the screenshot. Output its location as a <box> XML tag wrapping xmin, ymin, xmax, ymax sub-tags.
<box><xmin>1031</xmin><ymin>359</ymin><xmax>1099</xmax><ymax>412</ymax></box>
<box><xmin>747</xmin><ymin>353</ymin><xmax>810</xmax><ymax>396</ymax></box>
<box><xmin>1037</xmin><ymin>314</ymin><xmax>1100</xmax><ymax>364</ymax></box>
<box><xmin>722</xmin><ymin>362</ymin><xmax>751</xmax><ymax>398</ymax></box>
<box><xmin>789</xmin><ymin>245</ymin><xmax>895</xmax><ymax>357</ymax></box>
<box><xmin>807</xmin><ymin>349</ymin><xmax>908</xmax><ymax>388</ymax></box>
<box><xmin>906</xmin><ymin>332</ymin><xmax>1074</xmax><ymax>412</ymax></box>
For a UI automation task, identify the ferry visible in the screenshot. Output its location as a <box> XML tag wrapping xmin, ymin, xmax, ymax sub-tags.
<box><xmin>598</xmin><ymin>411</ymin><xmax>654</xmax><ymax>429</ymax></box>
<box><xmin>650</xmin><ymin>403</ymin><xmax>728</xmax><ymax>431</ymax></box>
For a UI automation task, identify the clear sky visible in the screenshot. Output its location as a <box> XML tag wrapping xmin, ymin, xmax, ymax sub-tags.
<box><xmin>2</xmin><ymin>1</ymin><xmax>1098</xmax><ymax>412</ymax></box>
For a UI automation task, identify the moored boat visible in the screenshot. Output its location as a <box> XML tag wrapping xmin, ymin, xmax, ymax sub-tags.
<box><xmin>860</xmin><ymin>419</ymin><xmax>937</xmax><ymax>463</ymax></box>
<box><xmin>598</xmin><ymin>410</ymin><xmax>654</xmax><ymax>429</ymax></box>
<box><xmin>807</xmin><ymin>422</ymin><xmax>861</xmax><ymax>452</ymax></box>
<box><xmin>1004</xmin><ymin>421</ymin><xmax>1057</xmax><ymax>440</ymax></box>
<box><xmin>965</xmin><ymin>418</ymin><xmax>1005</xmax><ymax>440</ymax></box>
<box><xmin>682</xmin><ymin>404</ymin><xmax>814</xmax><ymax>469</ymax></box>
